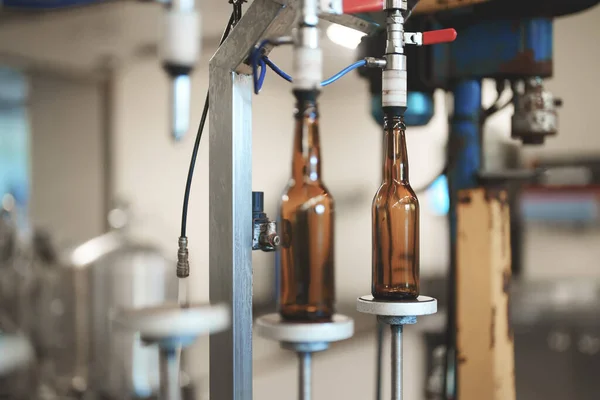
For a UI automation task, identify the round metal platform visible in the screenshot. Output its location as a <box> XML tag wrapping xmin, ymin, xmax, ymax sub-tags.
<box><xmin>256</xmin><ymin>313</ymin><xmax>354</xmax><ymax>344</ymax></box>
<box><xmin>112</xmin><ymin>302</ymin><xmax>230</xmax><ymax>342</ymax></box>
<box><xmin>357</xmin><ymin>295</ymin><xmax>437</xmax><ymax>317</ymax></box>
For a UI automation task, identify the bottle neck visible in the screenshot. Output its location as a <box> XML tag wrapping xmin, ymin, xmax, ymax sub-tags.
<box><xmin>292</xmin><ymin>90</ymin><xmax>322</xmax><ymax>183</ymax></box>
<box><xmin>382</xmin><ymin>112</ymin><xmax>409</xmax><ymax>184</ymax></box>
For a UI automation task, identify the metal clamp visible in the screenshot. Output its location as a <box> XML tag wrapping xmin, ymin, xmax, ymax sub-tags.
<box><xmin>252</xmin><ymin>191</ymin><xmax>280</xmax><ymax>252</ymax></box>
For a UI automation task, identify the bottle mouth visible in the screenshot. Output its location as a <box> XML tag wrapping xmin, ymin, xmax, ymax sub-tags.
<box><xmin>293</xmin><ymin>90</ymin><xmax>319</xmax><ymax>119</ymax></box>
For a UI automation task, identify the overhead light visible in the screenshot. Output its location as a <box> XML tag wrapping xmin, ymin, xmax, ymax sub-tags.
<box><xmin>326</xmin><ymin>24</ymin><xmax>366</xmax><ymax>50</ymax></box>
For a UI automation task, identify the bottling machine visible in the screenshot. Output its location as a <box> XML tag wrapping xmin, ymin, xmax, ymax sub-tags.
<box><xmin>1</xmin><ymin>1</ymin><xmax>600</xmax><ymax>400</ymax></box>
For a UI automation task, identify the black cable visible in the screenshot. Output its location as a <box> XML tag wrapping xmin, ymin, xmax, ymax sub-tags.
<box><xmin>180</xmin><ymin>11</ymin><xmax>236</xmax><ymax>238</ymax></box>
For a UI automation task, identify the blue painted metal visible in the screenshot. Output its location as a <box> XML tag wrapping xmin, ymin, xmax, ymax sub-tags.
<box><xmin>372</xmin><ymin>92</ymin><xmax>435</xmax><ymax>127</ymax></box>
<box><xmin>405</xmin><ymin>92</ymin><xmax>434</xmax><ymax>126</ymax></box>
<box><xmin>448</xmin><ymin>80</ymin><xmax>482</xmax><ymax>242</ymax></box>
<box><xmin>428</xmin><ymin>175</ymin><xmax>450</xmax><ymax>216</ymax></box>
<box><xmin>433</xmin><ymin>18</ymin><xmax>553</xmax><ymax>81</ymax></box>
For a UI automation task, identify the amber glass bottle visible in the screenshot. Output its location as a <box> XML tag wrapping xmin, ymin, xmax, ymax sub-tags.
<box><xmin>372</xmin><ymin>111</ymin><xmax>420</xmax><ymax>300</ymax></box>
<box><xmin>278</xmin><ymin>90</ymin><xmax>335</xmax><ymax>322</ymax></box>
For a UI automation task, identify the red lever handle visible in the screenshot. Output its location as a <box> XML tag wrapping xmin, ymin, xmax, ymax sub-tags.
<box><xmin>342</xmin><ymin>0</ymin><xmax>384</xmax><ymax>14</ymax></box>
<box><xmin>422</xmin><ymin>28</ymin><xmax>457</xmax><ymax>45</ymax></box>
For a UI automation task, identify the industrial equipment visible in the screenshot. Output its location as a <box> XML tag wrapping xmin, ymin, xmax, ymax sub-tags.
<box><xmin>160</xmin><ymin>0</ymin><xmax>200</xmax><ymax>141</ymax></box>
<box><xmin>355</xmin><ymin>1</ymin><xmax>600</xmax><ymax>400</ymax></box>
<box><xmin>0</xmin><ymin>203</ymin><xmax>191</xmax><ymax>399</ymax></box>
<box><xmin>1</xmin><ymin>1</ymin><xmax>599</xmax><ymax>400</ymax></box>
<box><xmin>201</xmin><ymin>0</ymin><xmax>456</xmax><ymax>399</ymax></box>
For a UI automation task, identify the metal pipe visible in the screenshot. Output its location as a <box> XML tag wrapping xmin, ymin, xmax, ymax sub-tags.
<box><xmin>159</xmin><ymin>348</ymin><xmax>182</xmax><ymax>400</ymax></box>
<box><xmin>298</xmin><ymin>352</ymin><xmax>312</xmax><ymax>400</ymax></box>
<box><xmin>375</xmin><ymin>322</ymin><xmax>384</xmax><ymax>400</ymax></box>
<box><xmin>391</xmin><ymin>325</ymin><xmax>403</xmax><ymax>400</ymax></box>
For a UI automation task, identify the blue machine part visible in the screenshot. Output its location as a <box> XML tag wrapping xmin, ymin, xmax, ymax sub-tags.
<box><xmin>405</xmin><ymin>92</ymin><xmax>434</xmax><ymax>126</ymax></box>
<box><xmin>433</xmin><ymin>18</ymin><xmax>553</xmax><ymax>81</ymax></box>
<box><xmin>370</xmin><ymin>92</ymin><xmax>434</xmax><ymax>127</ymax></box>
<box><xmin>448</xmin><ymin>80</ymin><xmax>482</xmax><ymax>242</ymax></box>
<box><xmin>427</xmin><ymin>175</ymin><xmax>450</xmax><ymax>216</ymax></box>
<box><xmin>521</xmin><ymin>196</ymin><xmax>599</xmax><ymax>223</ymax></box>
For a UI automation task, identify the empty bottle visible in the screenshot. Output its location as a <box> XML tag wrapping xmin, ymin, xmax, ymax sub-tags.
<box><xmin>278</xmin><ymin>90</ymin><xmax>335</xmax><ymax>322</ymax></box>
<box><xmin>372</xmin><ymin>111</ymin><xmax>420</xmax><ymax>300</ymax></box>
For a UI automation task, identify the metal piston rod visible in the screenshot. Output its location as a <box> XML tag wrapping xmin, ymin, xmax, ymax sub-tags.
<box><xmin>391</xmin><ymin>325</ymin><xmax>403</xmax><ymax>400</ymax></box>
<box><xmin>298</xmin><ymin>352</ymin><xmax>312</xmax><ymax>400</ymax></box>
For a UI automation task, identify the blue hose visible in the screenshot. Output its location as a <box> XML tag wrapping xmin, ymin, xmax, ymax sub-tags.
<box><xmin>264</xmin><ymin>57</ymin><xmax>292</xmax><ymax>82</ymax></box>
<box><xmin>321</xmin><ymin>60</ymin><xmax>366</xmax><ymax>86</ymax></box>
<box><xmin>252</xmin><ymin>52</ymin><xmax>367</xmax><ymax>93</ymax></box>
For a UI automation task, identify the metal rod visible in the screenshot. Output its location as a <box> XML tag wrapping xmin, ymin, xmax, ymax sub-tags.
<box><xmin>159</xmin><ymin>348</ymin><xmax>181</xmax><ymax>400</ymax></box>
<box><xmin>375</xmin><ymin>321</ymin><xmax>384</xmax><ymax>400</ymax></box>
<box><xmin>391</xmin><ymin>325</ymin><xmax>403</xmax><ymax>400</ymax></box>
<box><xmin>298</xmin><ymin>352</ymin><xmax>312</xmax><ymax>400</ymax></box>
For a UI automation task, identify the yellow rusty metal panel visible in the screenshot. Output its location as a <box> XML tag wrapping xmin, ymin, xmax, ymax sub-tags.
<box><xmin>413</xmin><ymin>0</ymin><xmax>490</xmax><ymax>14</ymax></box>
<box><xmin>456</xmin><ymin>188</ymin><xmax>515</xmax><ymax>400</ymax></box>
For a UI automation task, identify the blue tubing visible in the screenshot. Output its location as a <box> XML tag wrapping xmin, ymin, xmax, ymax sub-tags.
<box><xmin>250</xmin><ymin>39</ymin><xmax>368</xmax><ymax>94</ymax></box>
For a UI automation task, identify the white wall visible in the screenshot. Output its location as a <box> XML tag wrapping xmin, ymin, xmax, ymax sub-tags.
<box><xmin>30</xmin><ymin>74</ymin><xmax>106</xmax><ymax>243</ymax></box>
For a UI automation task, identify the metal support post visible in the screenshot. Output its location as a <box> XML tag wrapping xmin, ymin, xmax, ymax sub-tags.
<box><xmin>391</xmin><ymin>324</ymin><xmax>403</xmax><ymax>400</ymax></box>
<box><xmin>375</xmin><ymin>321</ymin><xmax>384</xmax><ymax>400</ymax></box>
<box><xmin>209</xmin><ymin>63</ymin><xmax>254</xmax><ymax>400</ymax></box>
<box><xmin>357</xmin><ymin>297</ymin><xmax>437</xmax><ymax>400</ymax></box>
<box><xmin>208</xmin><ymin>1</ymin><xmax>295</xmax><ymax>400</ymax></box>
<box><xmin>159</xmin><ymin>348</ymin><xmax>181</xmax><ymax>400</ymax></box>
<box><xmin>298</xmin><ymin>352</ymin><xmax>312</xmax><ymax>400</ymax></box>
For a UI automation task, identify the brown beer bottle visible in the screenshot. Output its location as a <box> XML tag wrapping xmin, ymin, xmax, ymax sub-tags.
<box><xmin>278</xmin><ymin>90</ymin><xmax>335</xmax><ymax>322</ymax></box>
<box><xmin>372</xmin><ymin>111</ymin><xmax>420</xmax><ymax>300</ymax></box>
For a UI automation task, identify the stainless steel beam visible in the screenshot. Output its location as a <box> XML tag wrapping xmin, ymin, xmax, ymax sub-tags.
<box><xmin>209</xmin><ymin>1</ymin><xmax>288</xmax><ymax>400</ymax></box>
<box><xmin>208</xmin><ymin>0</ymin><xmax>380</xmax><ymax>399</ymax></box>
<box><xmin>208</xmin><ymin>67</ymin><xmax>253</xmax><ymax>400</ymax></box>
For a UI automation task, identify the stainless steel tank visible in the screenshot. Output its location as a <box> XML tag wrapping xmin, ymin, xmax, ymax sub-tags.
<box><xmin>37</xmin><ymin>229</ymin><xmax>177</xmax><ymax>399</ymax></box>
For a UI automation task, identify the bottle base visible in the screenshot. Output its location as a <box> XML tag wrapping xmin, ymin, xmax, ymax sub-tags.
<box><xmin>279</xmin><ymin>306</ymin><xmax>333</xmax><ymax>323</ymax></box>
<box><xmin>372</xmin><ymin>285</ymin><xmax>419</xmax><ymax>301</ymax></box>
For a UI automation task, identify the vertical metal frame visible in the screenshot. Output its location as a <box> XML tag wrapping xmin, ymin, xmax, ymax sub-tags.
<box><xmin>208</xmin><ymin>1</ymin><xmax>378</xmax><ymax>398</ymax></box>
<box><xmin>208</xmin><ymin>1</ymin><xmax>292</xmax><ymax>399</ymax></box>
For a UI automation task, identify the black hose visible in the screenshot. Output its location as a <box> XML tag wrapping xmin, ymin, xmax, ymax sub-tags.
<box><xmin>180</xmin><ymin>11</ymin><xmax>236</xmax><ymax>238</ymax></box>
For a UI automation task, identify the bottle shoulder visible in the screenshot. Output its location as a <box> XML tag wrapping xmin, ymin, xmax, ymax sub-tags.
<box><xmin>373</xmin><ymin>182</ymin><xmax>419</xmax><ymax>206</ymax></box>
<box><xmin>280</xmin><ymin>180</ymin><xmax>334</xmax><ymax>210</ymax></box>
